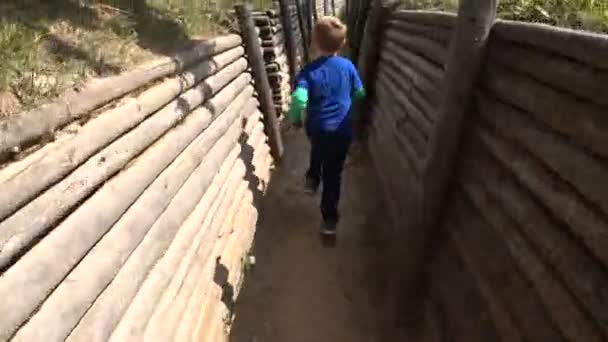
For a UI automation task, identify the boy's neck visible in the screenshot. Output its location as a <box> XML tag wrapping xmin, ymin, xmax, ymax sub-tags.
<box><xmin>316</xmin><ymin>51</ymin><xmax>338</xmax><ymax>58</ymax></box>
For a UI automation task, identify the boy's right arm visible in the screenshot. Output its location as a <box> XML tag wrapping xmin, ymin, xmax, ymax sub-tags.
<box><xmin>288</xmin><ymin>87</ymin><xmax>308</xmax><ymax>125</ymax></box>
<box><xmin>288</xmin><ymin>72</ymin><xmax>309</xmax><ymax>125</ymax></box>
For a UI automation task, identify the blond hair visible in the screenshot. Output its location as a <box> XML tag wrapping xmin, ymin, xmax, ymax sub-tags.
<box><xmin>313</xmin><ymin>16</ymin><xmax>347</xmax><ymax>54</ymax></box>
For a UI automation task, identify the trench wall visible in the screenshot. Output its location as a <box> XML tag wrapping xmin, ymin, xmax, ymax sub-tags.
<box><xmin>363</xmin><ymin>8</ymin><xmax>608</xmax><ymax>341</ymax></box>
<box><xmin>0</xmin><ymin>34</ymin><xmax>273</xmax><ymax>341</ymax></box>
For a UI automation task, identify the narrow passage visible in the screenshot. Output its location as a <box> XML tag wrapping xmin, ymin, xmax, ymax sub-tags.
<box><xmin>229</xmin><ymin>131</ymin><xmax>397</xmax><ymax>342</ymax></box>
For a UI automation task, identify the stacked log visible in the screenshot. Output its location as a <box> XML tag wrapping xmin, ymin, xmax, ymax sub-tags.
<box><xmin>362</xmin><ymin>6</ymin><xmax>608</xmax><ymax>342</ymax></box>
<box><xmin>285</xmin><ymin>1</ymin><xmax>307</xmax><ymax>70</ymax></box>
<box><xmin>432</xmin><ymin>21</ymin><xmax>608</xmax><ymax>341</ymax></box>
<box><xmin>420</xmin><ymin>19</ymin><xmax>608</xmax><ymax>342</ymax></box>
<box><xmin>254</xmin><ymin>11</ymin><xmax>293</xmax><ymax>118</ymax></box>
<box><xmin>0</xmin><ymin>34</ymin><xmax>272</xmax><ymax>342</ymax></box>
<box><xmin>367</xmin><ymin>10</ymin><xmax>456</xmax><ymax>231</ymax></box>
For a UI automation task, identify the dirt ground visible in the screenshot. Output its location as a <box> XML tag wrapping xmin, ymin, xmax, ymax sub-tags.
<box><xmin>229</xmin><ymin>130</ymin><xmax>398</xmax><ymax>342</ymax></box>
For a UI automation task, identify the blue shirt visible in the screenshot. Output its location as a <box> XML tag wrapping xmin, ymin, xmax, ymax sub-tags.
<box><xmin>295</xmin><ymin>56</ymin><xmax>363</xmax><ymax>137</ymax></box>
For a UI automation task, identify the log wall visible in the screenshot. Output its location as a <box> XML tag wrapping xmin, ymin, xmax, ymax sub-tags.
<box><xmin>253</xmin><ymin>11</ymin><xmax>292</xmax><ymax>118</ymax></box>
<box><xmin>363</xmin><ymin>8</ymin><xmax>608</xmax><ymax>341</ymax></box>
<box><xmin>0</xmin><ymin>34</ymin><xmax>273</xmax><ymax>342</ymax></box>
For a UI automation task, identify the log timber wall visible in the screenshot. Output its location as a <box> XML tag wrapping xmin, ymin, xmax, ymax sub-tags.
<box><xmin>0</xmin><ymin>34</ymin><xmax>273</xmax><ymax>341</ymax></box>
<box><xmin>357</xmin><ymin>3</ymin><xmax>608</xmax><ymax>340</ymax></box>
<box><xmin>253</xmin><ymin>10</ymin><xmax>292</xmax><ymax>118</ymax></box>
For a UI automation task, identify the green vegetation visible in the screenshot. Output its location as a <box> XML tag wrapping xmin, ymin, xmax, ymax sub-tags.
<box><xmin>0</xmin><ymin>0</ymin><xmax>271</xmax><ymax>117</ymax></box>
<box><xmin>401</xmin><ymin>0</ymin><xmax>608</xmax><ymax>33</ymax></box>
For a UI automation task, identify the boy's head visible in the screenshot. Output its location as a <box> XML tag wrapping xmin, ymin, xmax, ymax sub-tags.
<box><xmin>312</xmin><ymin>16</ymin><xmax>347</xmax><ymax>55</ymax></box>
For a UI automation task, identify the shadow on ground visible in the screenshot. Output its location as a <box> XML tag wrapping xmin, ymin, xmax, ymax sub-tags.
<box><xmin>229</xmin><ymin>131</ymin><xmax>400</xmax><ymax>342</ymax></box>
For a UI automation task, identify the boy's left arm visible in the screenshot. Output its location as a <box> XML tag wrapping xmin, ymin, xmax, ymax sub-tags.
<box><xmin>351</xmin><ymin>64</ymin><xmax>366</xmax><ymax>102</ymax></box>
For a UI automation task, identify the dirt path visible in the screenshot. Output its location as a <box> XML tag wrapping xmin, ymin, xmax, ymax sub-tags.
<box><xmin>229</xmin><ymin>131</ymin><xmax>396</xmax><ymax>342</ymax></box>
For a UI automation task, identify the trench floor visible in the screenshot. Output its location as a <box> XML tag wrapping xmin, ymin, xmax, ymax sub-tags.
<box><xmin>229</xmin><ymin>130</ymin><xmax>398</xmax><ymax>342</ymax></box>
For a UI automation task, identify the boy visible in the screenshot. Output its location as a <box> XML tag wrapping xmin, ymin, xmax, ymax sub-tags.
<box><xmin>288</xmin><ymin>16</ymin><xmax>366</xmax><ymax>236</ymax></box>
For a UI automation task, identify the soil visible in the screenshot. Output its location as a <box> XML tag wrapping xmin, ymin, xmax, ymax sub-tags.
<box><xmin>229</xmin><ymin>131</ymin><xmax>399</xmax><ymax>342</ymax></box>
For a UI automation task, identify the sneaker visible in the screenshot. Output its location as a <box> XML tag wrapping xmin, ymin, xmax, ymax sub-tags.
<box><xmin>304</xmin><ymin>176</ymin><xmax>319</xmax><ymax>195</ymax></box>
<box><xmin>321</xmin><ymin>220</ymin><xmax>337</xmax><ymax>235</ymax></box>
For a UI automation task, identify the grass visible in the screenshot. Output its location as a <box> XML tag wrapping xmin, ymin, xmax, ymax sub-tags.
<box><xmin>0</xmin><ymin>0</ymin><xmax>271</xmax><ymax>117</ymax></box>
<box><xmin>400</xmin><ymin>0</ymin><xmax>608</xmax><ymax>33</ymax></box>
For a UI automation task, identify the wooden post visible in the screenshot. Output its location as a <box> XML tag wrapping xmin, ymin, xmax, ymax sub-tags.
<box><xmin>423</xmin><ymin>0</ymin><xmax>497</xmax><ymax>236</ymax></box>
<box><xmin>236</xmin><ymin>4</ymin><xmax>284</xmax><ymax>160</ymax></box>
<box><xmin>305</xmin><ymin>0</ymin><xmax>314</xmax><ymax>44</ymax></box>
<box><xmin>350</xmin><ymin>0</ymin><xmax>372</xmax><ymax>65</ymax></box>
<box><xmin>278</xmin><ymin>0</ymin><xmax>299</xmax><ymax>83</ymax></box>
<box><xmin>418</xmin><ymin>0</ymin><xmax>498</xmax><ymax>302</ymax></box>
<box><xmin>345</xmin><ymin>0</ymin><xmax>350</xmax><ymax>19</ymax></box>
<box><xmin>352</xmin><ymin>0</ymin><xmax>394</xmax><ymax>142</ymax></box>
<box><xmin>295</xmin><ymin>0</ymin><xmax>310</xmax><ymax>60</ymax></box>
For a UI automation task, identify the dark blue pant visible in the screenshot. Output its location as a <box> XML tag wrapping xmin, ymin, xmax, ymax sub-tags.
<box><xmin>306</xmin><ymin>132</ymin><xmax>351</xmax><ymax>224</ymax></box>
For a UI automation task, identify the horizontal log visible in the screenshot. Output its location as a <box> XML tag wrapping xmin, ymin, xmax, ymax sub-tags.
<box><xmin>475</xmin><ymin>127</ymin><xmax>608</xmax><ymax>334</ymax></box>
<box><xmin>269</xmin><ymin>55</ymin><xmax>288</xmax><ymax>68</ymax></box>
<box><xmin>259</xmin><ymin>25</ymin><xmax>282</xmax><ymax>36</ymax></box>
<box><xmin>483</xmin><ymin>62</ymin><xmax>608</xmax><ymax>159</ymax></box>
<box><xmin>421</xmin><ymin>298</ymin><xmax>444</xmax><ymax>342</ymax></box>
<box><xmin>0</xmin><ymin>35</ymin><xmax>243</xmax><ymax>160</ymax></box>
<box><xmin>391</xmin><ymin>10</ymin><xmax>457</xmax><ymax>28</ymax></box>
<box><xmin>493</xmin><ymin>19</ymin><xmax>608</xmax><ymax>70</ymax></box>
<box><xmin>192</xmin><ymin>186</ymin><xmax>251</xmax><ymax>341</ymax></box>
<box><xmin>10</xmin><ymin>87</ymin><xmax>255</xmax><ymax>341</ymax></box>
<box><xmin>429</xmin><ymin>243</ymin><xmax>500</xmax><ymax>341</ymax></box>
<box><xmin>386</xmin><ymin>19</ymin><xmax>452</xmax><ymax>45</ymax></box>
<box><xmin>447</xmin><ymin>195</ymin><xmax>563</xmax><ymax>341</ymax></box>
<box><xmin>268</xmin><ymin>72</ymin><xmax>286</xmax><ymax>83</ymax></box>
<box><xmin>0</xmin><ymin>76</ymin><xmax>252</xmax><ymax>341</ymax></box>
<box><xmin>0</xmin><ymin>47</ymin><xmax>245</xmax><ymax>222</ymax></box>
<box><xmin>252</xmin><ymin>9</ymin><xmax>278</xmax><ymax>18</ymax></box>
<box><xmin>488</xmin><ymin>38</ymin><xmax>608</xmax><ymax>107</ymax></box>
<box><xmin>0</xmin><ymin>59</ymin><xmax>250</xmax><ymax>273</ymax></box>
<box><xmin>262</xmin><ymin>37</ymin><xmax>286</xmax><ymax>48</ymax></box>
<box><xmin>263</xmin><ymin>45</ymin><xmax>286</xmax><ymax>57</ymax></box>
<box><xmin>67</xmin><ymin>101</ymin><xmax>254</xmax><ymax>342</ymax></box>
<box><xmin>262</xmin><ymin>31</ymin><xmax>285</xmax><ymax>43</ymax></box>
<box><xmin>448</xmin><ymin>227</ymin><xmax>524</xmax><ymax>341</ymax></box>
<box><xmin>175</xmin><ymin>118</ymin><xmax>268</xmax><ymax>342</ymax></box>
<box><xmin>263</xmin><ymin>54</ymin><xmax>287</xmax><ymax>65</ymax></box>
<box><xmin>172</xmin><ymin>181</ymin><xmax>243</xmax><ymax>342</ymax></box>
<box><xmin>373</xmin><ymin>91</ymin><xmax>424</xmax><ymax>177</ymax></box>
<box><xmin>132</xmin><ymin>119</ymin><xmax>266</xmax><ymax>341</ymax></box>
<box><xmin>368</xmin><ymin>122</ymin><xmax>411</xmax><ymax>228</ymax></box>
<box><xmin>374</xmin><ymin>73</ymin><xmax>428</xmax><ymax>160</ymax></box>
<box><xmin>151</xmin><ymin>130</ymin><xmax>268</xmax><ymax>341</ymax></box>
<box><xmin>458</xmin><ymin>166</ymin><xmax>603</xmax><ymax>341</ymax></box>
<box><xmin>193</xmin><ymin>197</ymin><xmax>258</xmax><ymax>342</ymax></box>
<box><xmin>380</xmin><ymin>47</ymin><xmax>440</xmax><ymax>102</ymax></box>
<box><xmin>377</xmin><ymin>64</ymin><xmax>436</xmax><ymax>125</ymax></box>
<box><xmin>398</xmin><ymin>120</ymin><xmax>427</xmax><ymax>159</ymax></box>
<box><xmin>478</xmin><ymin>93</ymin><xmax>608</xmax><ymax>218</ymax></box>
<box><xmin>180</xmin><ymin>139</ymin><xmax>271</xmax><ymax>341</ymax></box>
<box><xmin>253</xmin><ymin>16</ymin><xmax>279</xmax><ymax>26</ymax></box>
<box><xmin>197</xmin><ymin>201</ymin><xmax>257</xmax><ymax>342</ymax></box>
<box><xmin>265</xmin><ymin>63</ymin><xmax>286</xmax><ymax>73</ymax></box>
<box><xmin>150</xmin><ymin>148</ymin><xmax>247</xmax><ymax>342</ymax></box>
<box><xmin>375</xmin><ymin>71</ymin><xmax>432</xmax><ymax>136</ymax></box>
<box><xmin>115</xmin><ymin>157</ymin><xmax>247</xmax><ymax>341</ymax></box>
<box><xmin>385</xmin><ymin>28</ymin><xmax>448</xmax><ymax>67</ymax></box>
<box><xmin>383</xmin><ymin>38</ymin><xmax>444</xmax><ymax>86</ymax></box>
